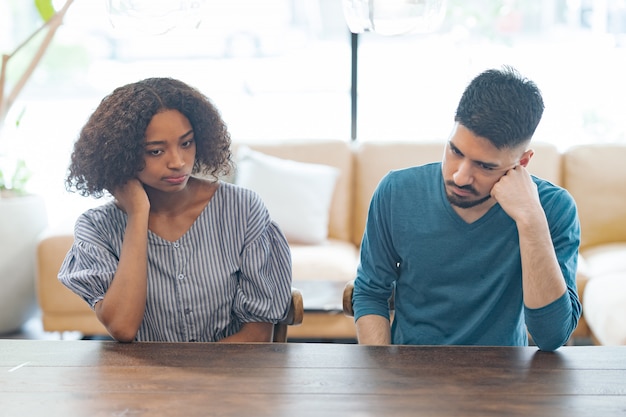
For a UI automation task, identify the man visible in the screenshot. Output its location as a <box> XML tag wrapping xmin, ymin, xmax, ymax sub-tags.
<box><xmin>352</xmin><ymin>66</ymin><xmax>581</xmax><ymax>351</ymax></box>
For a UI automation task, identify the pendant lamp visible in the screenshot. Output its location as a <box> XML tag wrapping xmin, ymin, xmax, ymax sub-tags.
<box><xmin>105</xmin><ymin>0</ymin><xmax>204</xmax><ymax>35</ymax></box>
<box><xmin>343</xmin><ymin>0</ymin><xmax>447</xmax><ymax>36</ymax></box>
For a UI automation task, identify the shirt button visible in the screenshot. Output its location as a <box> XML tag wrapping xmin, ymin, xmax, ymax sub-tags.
<box><xmin>173</xmin><ymin>242</ymin><xmax>180</xmax><ymax>248</ymax></box>
<box><xmin>184</xmin><ymin>308</ymin><xmax>192</xmax><ymax>315</ymax></box>
<box><xmin>178</xmin><ymin>274</ymin><xmax>185</xmax><ymax>280</ymax></box>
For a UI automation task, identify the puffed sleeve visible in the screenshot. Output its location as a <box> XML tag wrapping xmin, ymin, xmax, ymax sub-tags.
<box><xmin>232</xmin><ymin>193</ymin><xmax>293</xmax><ymax>324</ymax></box>
<box><xmin>58</xmin><ymin>206</ymin><xmax>125</xmax><ymax>309</ymax></box>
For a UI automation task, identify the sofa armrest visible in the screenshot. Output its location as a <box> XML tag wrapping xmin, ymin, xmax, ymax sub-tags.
<box><xmin>36</xmin><ymin>234</ymin><xmax>108</xmax><ymax>336</ymax></box>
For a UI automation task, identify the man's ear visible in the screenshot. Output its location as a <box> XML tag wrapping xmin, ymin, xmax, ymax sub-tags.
<box><xmin>519</xmin><ymin>149</ymin><xmax>534</xmax><ymax>168</ymax></box>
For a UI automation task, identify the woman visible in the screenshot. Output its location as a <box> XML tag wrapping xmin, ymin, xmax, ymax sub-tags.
<box><xmin>59</xmin><ymin>77</ymin><xmax>292</xmax><ymax>343</ymax></box>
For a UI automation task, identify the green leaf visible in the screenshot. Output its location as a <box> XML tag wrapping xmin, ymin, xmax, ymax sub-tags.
<box><xmin>35</xmin><ymin>0</ymin><xmax>56</xmax><ymax>22</ymax></box>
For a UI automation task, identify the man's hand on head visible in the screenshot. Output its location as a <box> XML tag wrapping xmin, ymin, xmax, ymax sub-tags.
<box><xmin>490</xmin><ymin>165</ymin><xmax>542</xmax><ymax>223</ymax></box>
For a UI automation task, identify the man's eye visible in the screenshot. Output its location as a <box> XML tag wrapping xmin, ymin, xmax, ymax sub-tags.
<box><xmin>479</xmin><ymin>164</ymin><xmax>495</xmax><ymax>171</ymax></box>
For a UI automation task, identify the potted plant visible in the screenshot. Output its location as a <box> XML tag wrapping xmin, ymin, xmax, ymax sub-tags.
<box><xmin>0</xmin><ymin>0</ymin><xmax>74</xmax><ymax>334</ymax></box>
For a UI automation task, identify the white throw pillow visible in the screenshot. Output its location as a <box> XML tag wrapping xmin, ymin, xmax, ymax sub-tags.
<box><xmin>235</xmin><ymin>146</ymin><xmax>340</xmax><ymax>244</ymax></box>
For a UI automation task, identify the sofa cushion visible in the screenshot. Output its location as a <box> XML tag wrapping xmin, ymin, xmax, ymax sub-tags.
<box><xmin>235</xmin><ymin>146</ymin><xmax>339</xmax><ymax>244</ymax></box>
<box><xmin>580</xmin><ymin>243</ymin><xmax>626</xmax><ymax>344</ymax></box>
<box><xmin>526</xmin><ymin>141</ymin><xmax>562</xmax><ymax>186</ymax></box>
<box><xmin>583</xmin><ymin>274</ymin><xmax>626</xmax><ymax>345</ymax></box>
<box><xmin>290</xmin><ymin>239</ymin><xmax>359</xmax><ymax>282</ymax></box>
<box><xmin>233</xmin><ymin>140</ymin><xmax>353</xmax><ymax>242</ymax></box>
<box><xmin>563</xmin><ymin>144</ymin><xmax>626</xmax><ymax>250</ymax></box>
<box><xmin>583</xmin><ymin>272</ymin><xmax>626</xmax><ymax>345</ymax></box>
<box><xmin>581</xmin><ymin>242</ymin><xmax>626</xmax><ymax>277</ymax></box>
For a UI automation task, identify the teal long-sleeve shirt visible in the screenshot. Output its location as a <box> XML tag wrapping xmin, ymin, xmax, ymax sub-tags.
<box><xmin>353</xmin><ymin>163</ymin><xmax>581</xmax><ymax>351</ymax></box>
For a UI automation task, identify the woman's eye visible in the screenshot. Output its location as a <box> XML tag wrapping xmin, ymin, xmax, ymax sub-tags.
<box><xmin>182</xmin><ymin>139</ymin><xmax>194</xmax><ymax>148</ymax></box>
<box><xmin>148</xmin><ymin>149</ymin><xmax>162</xmax><ymax>156</ymax></box>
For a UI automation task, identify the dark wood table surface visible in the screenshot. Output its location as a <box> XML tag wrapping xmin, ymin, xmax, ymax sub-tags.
<box><xmin>1</xmin><ymin>340</ymin><xmax>625</xmax><ymax>417</ymax></box>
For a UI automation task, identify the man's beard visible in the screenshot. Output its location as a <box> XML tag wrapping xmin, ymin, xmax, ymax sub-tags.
<box><xmin>445</xmin><ymin>181</ymin><xmax>492</xmax><ymax>209</ymax></box>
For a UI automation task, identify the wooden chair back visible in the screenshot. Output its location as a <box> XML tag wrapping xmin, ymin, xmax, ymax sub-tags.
<box><xmin>342</xmin><ymin>280</ymin><xmax>394</xmax><ymax>318</ymax></box>
<box><xmin>343</xmin><ymin>280</ymin><xmax>356</xmax><ymax>317</ymax></box>
<box><xmin>273</xmin><ymin>288</ymin><xmax>303</xmax><ymax>342</ymax></box>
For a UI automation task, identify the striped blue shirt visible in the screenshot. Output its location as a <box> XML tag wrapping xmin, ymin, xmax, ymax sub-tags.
<box><xmin>58</xmin><ymin>182</ymin><xmax>293</xmax><ymax>342</ymax></box>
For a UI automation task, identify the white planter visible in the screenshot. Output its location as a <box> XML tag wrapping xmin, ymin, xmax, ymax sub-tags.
<box><xmin>0</xmin><ymin>194</ymin><xmax>48</xmax><ymax>334</ymax></box>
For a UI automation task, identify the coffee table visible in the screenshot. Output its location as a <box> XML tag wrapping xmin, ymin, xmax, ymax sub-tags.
<box><xmin>289</xmin><ymin>279</ymin><xmax>356</xmax><ymax>342</ymax></box>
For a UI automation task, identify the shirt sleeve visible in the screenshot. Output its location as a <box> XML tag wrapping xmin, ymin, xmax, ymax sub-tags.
<box><xmin>233</xmin><ymin>194</ymin><xmax>293</xmax><ymax>324</ymax></box>
<box><xmin>57</xmin><ymin>211</ymin><xmax>122</xmax><ymax>309</ymax></box>
<box><xmin>525</xmin><ymin>184</ymin><xmax>582</xmax><ymax>351</ymax></box>
<box><xmin>353</xmin><ymin>173</ymin><xmax>399</xmax><ymax>322</ymax></box>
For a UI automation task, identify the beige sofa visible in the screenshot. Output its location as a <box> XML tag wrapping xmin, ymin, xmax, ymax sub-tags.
<box><xmin>36</xmin><ymin>140</ymin><xmax>626</xmax><ymax>344</ymax></box>
<box><xmin>562</xmin><ymin>145</ymin><xmax>626</xmax><ymax>345</ymax></box>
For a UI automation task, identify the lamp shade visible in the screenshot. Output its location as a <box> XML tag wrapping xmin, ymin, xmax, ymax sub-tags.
<box><xmin>343</xmin><ymin>0</ymin><xmax>447</xmax><ymax>36</ymax></box>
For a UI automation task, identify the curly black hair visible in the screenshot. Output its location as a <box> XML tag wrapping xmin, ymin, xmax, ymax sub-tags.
<box><xmin>454</xmin><ymin>66</ymin><xmax>544</xmax><ymax>149</ymax></box>
<box><xmin>66</xmin><ymin>77</ymin><xmax>233</xmax><ymax>198</ymax></box>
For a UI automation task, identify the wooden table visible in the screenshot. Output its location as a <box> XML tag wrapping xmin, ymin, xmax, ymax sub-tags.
<box><xmin>2</xmin><ymin>340</ymin><xmax>625</xmax><ymax>417</ymax></box>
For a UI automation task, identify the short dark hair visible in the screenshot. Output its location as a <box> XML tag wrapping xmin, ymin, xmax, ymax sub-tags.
<box><xmin>454</xmin><ymin>66</ymin><xmax>544</xmax><ymax>149</ymax></box>
<box><xmin>66</xmin><ymin>77</ymin><xmax>233</xmax><ymax>198</ymax></box>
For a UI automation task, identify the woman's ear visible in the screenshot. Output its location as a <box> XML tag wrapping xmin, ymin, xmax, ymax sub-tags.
<box><xmin>519</xmin><ymin>149</ymin><xmax>534</xmax><ymax>168</ymax></box>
